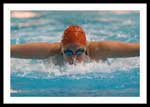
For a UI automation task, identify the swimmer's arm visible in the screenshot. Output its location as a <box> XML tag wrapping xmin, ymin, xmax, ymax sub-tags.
<box><xmin>88</xmin><ymin>41</ymin><xmax>139</xmax><ymax>60</ymax></box>
<box><xmin>11</xmin><ymin>42</ymin><xmax>61</xmax><ymax>59</ymax></box>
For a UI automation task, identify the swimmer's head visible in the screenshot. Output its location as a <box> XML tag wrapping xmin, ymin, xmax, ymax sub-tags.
<box><xmin>61</xmin><ymin>25</ymin><xmax>87</xmax><ymax>64</ymax></box>
<box><xmin>61</xmin><ymin>25</ymin><xmax>86</xmax><ymax>47</ymax></box>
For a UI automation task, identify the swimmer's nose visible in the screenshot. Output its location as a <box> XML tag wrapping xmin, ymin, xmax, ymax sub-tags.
<box><xmin>71</xmin><ymin>55</ymin><xmax>77</xmax><ymax>59</ymax></box>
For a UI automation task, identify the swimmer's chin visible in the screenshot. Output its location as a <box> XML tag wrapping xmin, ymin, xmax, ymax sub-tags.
<box><xmin>68</xmin><ymin>61</ymin><xmax>82</xmax><ymax>65</ymax></box>
<box><xmin>69</xmin><ymin>62</ymin><xmax>76</xmax><ymax>65</ymax></box>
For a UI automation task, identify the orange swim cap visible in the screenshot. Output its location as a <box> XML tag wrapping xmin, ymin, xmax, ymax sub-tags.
<box><xmin>61</xmin><ymin>25</ymin><xmax>86</xmax><ymax>46</ymax></box>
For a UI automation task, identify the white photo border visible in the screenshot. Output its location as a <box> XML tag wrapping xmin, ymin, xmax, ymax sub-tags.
<box><xmin>4</xmin><ymin>3</ymin><xmax>147</xmax><ymax>104</ymax></box>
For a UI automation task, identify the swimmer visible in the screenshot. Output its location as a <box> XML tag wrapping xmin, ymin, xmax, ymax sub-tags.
<box><xmin>11</xmin><ymin>25</ymin><xmax>139</xmax><ymax>65</ymax></box>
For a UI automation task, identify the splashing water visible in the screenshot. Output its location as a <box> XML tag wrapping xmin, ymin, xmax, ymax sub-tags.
<box><xmin>11</xmin><ymin>57</ymin><xmax>139</xmax><ymax>79</ymax></box>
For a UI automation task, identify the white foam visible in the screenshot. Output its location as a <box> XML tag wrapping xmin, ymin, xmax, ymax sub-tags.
<box><xmin>11</xmin><ymin>57</ymin><xmax>139</xmax><ymax>79</ymax></box>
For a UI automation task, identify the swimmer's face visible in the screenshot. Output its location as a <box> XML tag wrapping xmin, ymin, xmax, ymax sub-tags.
<box><xmin>62</xmin><ymin>43</ymin><xmax>86</xmax><ymax>65</ymax></box>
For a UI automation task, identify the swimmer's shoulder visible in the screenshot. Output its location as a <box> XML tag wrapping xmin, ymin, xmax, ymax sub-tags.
<box><xmin>46</xmin><ymin>42</ymin><xmax>62</xmax><ymax>56</ymax></box>
<box><xmin>86</xmin><ymin>41</ymin><xmax>107</xmax><ymax>61</ymax></box>
<box><xmin>86</xmin><ymin>41</ymin><xmax>101</xmax><ymax>55</ymax></box>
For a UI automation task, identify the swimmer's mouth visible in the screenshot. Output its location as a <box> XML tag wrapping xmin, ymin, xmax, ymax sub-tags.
<box><xmin>69</xmin><ymin>62</ymin><xmax>74</xmax><ymax>65</ymax></box>
<box><xmin>69</xmin><ymin>59</ymin><xmax>77</xmax><ymax>65</ymax></box>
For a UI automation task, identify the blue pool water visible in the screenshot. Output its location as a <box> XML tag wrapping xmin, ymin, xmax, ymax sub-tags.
<box><xmin>11</xmin><ymin>11</ymin><xmax>140</xmax><ymax>96</ymax></box>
